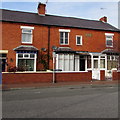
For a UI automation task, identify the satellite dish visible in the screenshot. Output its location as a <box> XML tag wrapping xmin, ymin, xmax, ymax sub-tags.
<box><xmin>52</xmin><ymin>46</ymin><xmax>57</xmax><ymax>50</ymax></box>
<box><xmin>41</xmin><ymin>48</ymin><xmax>46</xmax><ymax>52</ymax></box>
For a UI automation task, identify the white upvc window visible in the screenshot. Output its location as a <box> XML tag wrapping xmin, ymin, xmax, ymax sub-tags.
<box><xmin>100</xmin><ymin>55</ymin><xmax>106</xmax><ymax>69</ymax></box>
<box><xmin>59</xmin><ymin>29</ymin><xmax>70</xmax><ymax>45</ymax></box>
<box><xmin>76</xmin><ymin>35</ymin><xmax>82</xmax><ymax>45</ymax></box>
<box><xmin>56</xmin><ymin>54</ymin><xmax>74</xmax><ymax>71</ymax></box>
<box><xmin>16</xmin><ymin>53</ymin><xmax>37</xmax><ymax>72</ymax></box>
<box><xmin>56</xmin><ymin>54</ymin><xmax>87</xmax><ymax>72</ymax></box>
<box><xmin>21</xmin><ymin>26</ymin><xmax>34</xmax><ymax>44</ymax></box>
<box><xmin>105</xmin><ymin>33</ymin><xmax>114</xmax><ymax>47</ymax></box>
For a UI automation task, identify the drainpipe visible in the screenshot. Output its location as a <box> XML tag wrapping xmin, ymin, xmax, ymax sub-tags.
<box><xmin>47</xmin><ymin>26</ymin><xmax>51</xmax><ymax>70</ymax></box>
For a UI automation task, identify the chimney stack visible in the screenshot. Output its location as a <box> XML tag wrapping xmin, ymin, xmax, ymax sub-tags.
<box><xmin>99</xmin><ymin>16</ymin><xmax>107</xmax><ymax>23</ymax></box>
<box><xmin>37</xmin><ymin>2</ymin><xmax>46</xmax><ymax>16</ymax></box>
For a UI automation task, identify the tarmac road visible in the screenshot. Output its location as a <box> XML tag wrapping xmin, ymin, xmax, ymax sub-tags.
<box><xmin>2</xmin><ymin>85</ymin><xmax>119</xmax><ymax>118</ymax></box>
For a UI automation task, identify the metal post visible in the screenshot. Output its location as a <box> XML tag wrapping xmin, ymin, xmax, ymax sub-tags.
<box><xmin>53</xmin><ymin>52</ymin><xmax>55</xmax><ymax>83</ymax></box>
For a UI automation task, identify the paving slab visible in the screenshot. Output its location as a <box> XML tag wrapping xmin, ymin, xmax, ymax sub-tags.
<box><xmin>2</xmin><ymin>80</ymin><xmax>118</xmax><ymax>91</ymax></box>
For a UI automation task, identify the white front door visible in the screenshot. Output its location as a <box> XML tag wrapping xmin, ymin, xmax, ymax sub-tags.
<box><xmin>92</xmin><ymin>58</ymin><xmax>100</xmax><ymax>80</ymax></box>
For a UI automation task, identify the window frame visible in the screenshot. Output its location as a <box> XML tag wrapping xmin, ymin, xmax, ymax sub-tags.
<box><xmin>59</xmin><ymin>29</ymin><xmax>70</xmax><ymax>45</ymax></box>
<box><xmin>105</xmin><ymin>33</ymin><xmax>114</xmax><ymax>47</ymax></box>
<box><xmin>16</xmin><ymin>53</ymin><xmax>37</xmax><ymax>72</ymax></box>
<box><xmin>21</xmin><ymin>26</ymin><xmax>34</xmax><ymax>44</ymax></box>
<box><xmin>76</xmin><ymin>35</ymin><xmax>83</xmax><ymax>45</ymax></box>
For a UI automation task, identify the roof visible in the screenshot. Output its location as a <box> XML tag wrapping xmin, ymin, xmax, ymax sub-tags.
<box><xmin>13</xmin><ymin>45</ymin><xmax>38</xmax><ymax>51</ymax></box>
<box><xmin>55</xmin><ymin>47</ymin><xmax>90</xmax><ymax>55</ymax></box>
<box><xmin>1</xmin><ymin>9</ymin><xmax>120</xmax><ymax>32</ymax></box>
<box><xmin>101</xmin><ymin>49</ymin><xmax>120</xmax><ymax>55</ymax></box>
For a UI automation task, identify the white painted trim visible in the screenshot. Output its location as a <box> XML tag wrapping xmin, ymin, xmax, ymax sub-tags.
<box><xmin>0</xmin><ymin>50</ymin><xmax>8</xmax><ymax>54</ymax></box>
<box><xmin>16</xmin><ymin>53</ymin><xmax>18</xmax><ymax>68</ymax></box>
<box><xmin>59</xmin><ymin>29</ymin><xmax>71</xmax><ymax>32</ymax></box>
<box><xmin>76</xmin><ymin>35</ymin><xmax>83</xmax><ymax>45</ymax></box>
<box><xmin>34</xmin><ymin>54</ymin><xmax>37</xmax><ymax>72</ymax></box>
<box><xmin>20</xmin><ymin>26</ymin><xmax>34</xmax><ymax>29</ymax></box>
<box><xmin>56</xmin><ymin>54</ymin><xmax>59</xmax><ymax>69</ymax></box>
<box><xmin>105</xmin><ymin>33</ymin><xmax>114</xmax><ymax>36</ymax></box>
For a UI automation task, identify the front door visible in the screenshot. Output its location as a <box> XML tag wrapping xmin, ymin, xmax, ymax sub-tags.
<box><xmin>92</xmin><ymin>56</ymin><xmax>100</xmax><ymax>80</ymax></box>
<box><xmin>80</xmin><ymin>56</ymin><xmax>85</xmax><ymax>71</ymax></box>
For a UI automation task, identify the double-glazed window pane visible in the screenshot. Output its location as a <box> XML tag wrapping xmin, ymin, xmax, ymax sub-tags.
<box><xmin>77</xmin><ymin>37</ymin><xmax>81</xmax><ymax>44</ymax></box>
<box><xmin>65</xmin><ymin>32</ymin><xmax>68</xmax><ymax>44</ymax></box>
<box><xmin>18</xmin><ymin>54</ymin><xmax>23</xmax><ymax>58</ymax></box>
<box><xmin>60</xmin><ymin>32</ymin><xmax>64</xmax><ymax>44</ymax></box>
<box><xmin>106</xmin><ymin>40</ymin><xmax>112</xmax><ymax>46</ymax></box>
<box><xmin>22</xmin><ymin>29</ymin><xmax>32</xmax><ymax>43</ymax></box>
<box><xmin>30</xmin><ymin>54</ymin><xmax>35</xmax><ymax>58</ymax></box>
<box><xmin>94</xmin><ymin>60</ymin><xmax>98</xmax><ymax>68</ymax></box>
<box><xmin>100</xmin><ymin>59</ymin><xmax>105</xmax><ymax>68</ymax></box>
<box><xmin>106</xmin><ymin>35</ymin><xmax>113</xmax><ymax>47</ymax></box>
<box><xmin>76</xmin><ymin>36</ymin><xmax>82</xmax><ymax>45</ymax></box>
<box><xmin>18</xmin><ymin>59</ymin><xmax>34</xmax><ymax>71</ymax></box>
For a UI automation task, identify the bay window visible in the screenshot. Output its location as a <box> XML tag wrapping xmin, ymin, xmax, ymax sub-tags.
<box><xmin>17</xmin><ymin>53</ymin><xmax>37</xmax><ymax>72</ymax></box>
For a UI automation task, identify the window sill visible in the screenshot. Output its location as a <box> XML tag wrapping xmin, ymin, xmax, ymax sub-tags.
<box><xmin>22</xmin><ymin>42</ymin><xmax>32</xmax><ymax>44</ymax></box>
<box><xmin>106</xmin><ymin>46</ymin><xmax>113</xmax><ymax>47</ymax></box>
<box><xmin>76</xmin><ymin>44</ymin><xmax>82</xmax><ymax>46</ymax></box>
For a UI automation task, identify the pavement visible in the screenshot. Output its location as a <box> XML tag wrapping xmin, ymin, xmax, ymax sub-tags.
<box><xmin>2</xmin><ymin>80</ymin><xmax>119</xmax><ymax>91</ymax></box>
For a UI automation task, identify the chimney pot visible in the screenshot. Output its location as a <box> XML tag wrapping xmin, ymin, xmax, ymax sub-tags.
<box><xmin>99</xmin><ymin>16</ymin><xmax>107</xmax><ymax>23</ymax></box>
<box><xmin>37</xmin><ymin>2</ymin><xmax>46</xmax><ymax>16</ymax></box>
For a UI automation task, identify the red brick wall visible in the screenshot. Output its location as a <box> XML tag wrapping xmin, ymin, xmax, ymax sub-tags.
<box><xmin>2</xmin><ymin>71</ymin><xmax>92</xmax><ymax>84</ymax></box>
<box><xmin>112</xmin><ymin>71</ymin><xmax>120</xmax><ymax>81</ymax></box>
<box><xmin>100</xmin><ymin>70</ymin><xmax>105</xmax><ymax>81</ymax></box>
<box><xmin>2</xmin><ymin>22</ymin><xmax>120</xmax><ymax>71</ymax></box>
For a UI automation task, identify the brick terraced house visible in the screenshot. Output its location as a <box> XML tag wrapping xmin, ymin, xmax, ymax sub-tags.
<box><xmin>1</xmin><ymin>3</ymin><xmax>120</xmax><ymax>82</ymax></box>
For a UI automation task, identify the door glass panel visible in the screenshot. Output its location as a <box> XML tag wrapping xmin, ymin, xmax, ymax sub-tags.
<box><xmin>80</xmin><ymin>56</ymin><xmax>85</xmax><ymax>71</ymax></box>
<box><xmin>94</xmin><ymin>60</ymin><xmax>98</xmax><ymax>68</ymax></box>
<box><xmin>100</xmin><ymin>59</ymin><xmax>105</xmax><ymax>68</ymax></box>
<box><xmin>87</xmin><ymin>56</ymin><xmax>91</xmax><ymax>68</ymax></box>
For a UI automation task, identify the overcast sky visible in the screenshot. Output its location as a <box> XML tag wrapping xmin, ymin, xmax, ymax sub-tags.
<box><xmin>1</xmin><ymin>1</ymin><xmax>119</xmax><ymax>28</ymax></box>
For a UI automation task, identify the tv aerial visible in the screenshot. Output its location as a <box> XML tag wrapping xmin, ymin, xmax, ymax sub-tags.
<box><xmin>45</xmin><ymin>0</ymin><xmax>48</xmax><ymax>4</ymax></box>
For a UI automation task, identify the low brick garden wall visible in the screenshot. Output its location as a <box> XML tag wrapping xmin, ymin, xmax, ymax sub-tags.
<box><xmin>2</xmin><ymin>71</ymin><xmax>92</xmax><ymax>84</ymax></box>
<box><xmin>112</xmin><ymin>70</ymin><xmax>120</xmax><ymax>81</ymax></box>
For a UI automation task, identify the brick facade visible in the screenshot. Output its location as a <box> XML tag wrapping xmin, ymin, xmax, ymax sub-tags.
<box><xmin>1</xmin><ymin>4</ymin><xmax>120</xmax><ymax>83</ymax></box>
<box><xmin>2</xmin><ymin>22</ymin><xmax>120</xmax><ymax>70</ymax></box>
